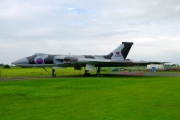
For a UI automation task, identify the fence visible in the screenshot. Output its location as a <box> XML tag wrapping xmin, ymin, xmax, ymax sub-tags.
<box><xmin>166</xmin><ymin>68</ymin><xmax>180</xmax><ymax>71</ymax></box>
<box><xmin>121</xmin><ymin>71</ymin><xmax>144</xmax><ymax>76</ymax></box>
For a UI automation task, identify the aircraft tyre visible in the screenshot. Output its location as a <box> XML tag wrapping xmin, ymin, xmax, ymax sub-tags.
<box><xmin>97</xmin><ymin>74</ymin><xmax>103</xmax><ymax>77</ymax></box>
<box><xmin>84</xmin><ymin>73</ymin><xmax>90</xmax><ymax>76</ymax></box>
<box><xmin>52</xmin><ymin>74</ymin><xmax>56</xmax><ymax>78</ymax></box>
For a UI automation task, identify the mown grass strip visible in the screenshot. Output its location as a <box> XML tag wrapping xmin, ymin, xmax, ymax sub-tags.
<box><xmin>0</xmin><ymin>76</ymin><xmax>179</xmax><ymax>120</ymax></box>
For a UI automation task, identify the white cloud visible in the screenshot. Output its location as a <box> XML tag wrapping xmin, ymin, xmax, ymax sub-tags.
<box><xmin>0</xmin><ymin>0</ymin><xmax>180</xmax><ymax>64</ymax></box>
<box><xmin>0</xmin><ymin>0</ymin><xmax>54</xmax><ymax>21</ymax></box>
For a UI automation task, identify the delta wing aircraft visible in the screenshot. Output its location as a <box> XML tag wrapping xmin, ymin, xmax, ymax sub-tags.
<box><xmin>13</xmin><ymin>42</ymin><xmax>165</xmax><ymax>77</ymax></box>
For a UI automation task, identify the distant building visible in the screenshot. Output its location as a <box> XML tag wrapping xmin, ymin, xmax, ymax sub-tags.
<box><xmin>147</xmin><ymin>64</ymin><xmax>164</xmax><ymax>70</ymax></box>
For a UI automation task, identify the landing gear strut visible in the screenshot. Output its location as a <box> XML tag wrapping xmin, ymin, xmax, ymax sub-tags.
<box><xmin>84</xmin><ymin>70</ymin><xmax>90</xmax><ymax>76</ymax></box>
<box><xmin>97</xmin><ymin>66</ymin><xmax>103</xmax><ymax>77</ymax></box>
<box><xmin>52</xmin><ymin>69</ymin><xmax>56</xmax><ymax>78</ymax></box>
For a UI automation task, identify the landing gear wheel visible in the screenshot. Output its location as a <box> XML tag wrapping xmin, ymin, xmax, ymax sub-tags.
<box><xmin>52</xmin><ymin>69</ymin><xmax>56</xmax><ymax>78</ymax></box>
<box><xmin>96</xmin><ymin>66</ymin><xmax>102</xmax><ymax>77</ymax></box>
<box><xmin>84</xmin><ymin>73</ymin><xmax>90</xmax><ymax>76</ymax></box>
<box><xmin>52</xmin><ymin>74</ymin><xmax>56</xmax><ymax>78</ymax></box>
<box><xmin>97</xmin><ymin>74</ymin><xmax>103</xmax><ymax>77</ymax></box>
<box><xmin>84</xmin><ymin>70</ymin><xmax>90</xmax><ymax>76</ymax></box>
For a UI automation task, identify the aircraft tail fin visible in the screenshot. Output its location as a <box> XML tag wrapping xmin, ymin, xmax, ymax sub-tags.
<box><xmin>104</xmin><ymin>42</ymin><xmax>133</xmax><ymax>60</ymax></box>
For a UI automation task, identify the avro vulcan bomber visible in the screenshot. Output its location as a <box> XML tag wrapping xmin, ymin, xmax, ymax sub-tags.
<box><xmin>13</xmin><ymin>42</ymin><xmax>165</xmax><ymax>77</ymax></box>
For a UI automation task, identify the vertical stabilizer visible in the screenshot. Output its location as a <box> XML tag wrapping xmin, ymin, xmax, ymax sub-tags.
<box><xmin>104</xmin><ymin>42</ymin><xmax>133</xmax><ymax>60</ymax></box>
<box><xmin>121</xmin><ymin>42</ymin><xmax>133</xmax><ymax>59</ymax></box>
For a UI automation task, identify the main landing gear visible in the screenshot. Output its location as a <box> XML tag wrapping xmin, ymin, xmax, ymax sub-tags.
<box><xmin>52</xmin><ymin>69</ymin><xmax>56</xmax><ymax>78</ymax></box>
<box><xmin>84</xmin><ymin>66</ymin><xmax>103</xmax><ymax>77</ymax></box>
<box><xmin>84</xmin><ymin>70</ymin><xmax>90</xmax><ymax>76</ymax></box>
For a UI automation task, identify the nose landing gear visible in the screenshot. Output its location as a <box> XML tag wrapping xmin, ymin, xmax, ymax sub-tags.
<box><xmin>97</xmin><ymin>66</ymin><xmax>103</xmax><ymax>77</ymax></box>
<box><xmin>52</xmin><ymin>69</ymin><xmax>56</xmax><ymax>78</ymax></box>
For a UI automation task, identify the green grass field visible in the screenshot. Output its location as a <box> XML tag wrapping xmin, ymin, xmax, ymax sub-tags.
<box><xmin>0</xmin><ymin>67</ymin><xmax>86</xmax><ymax>78</ymax></box>
<box><xmin>0</xmin><ymin>76</ymin><xmax>180</xmax><ymax>120</ymax></box>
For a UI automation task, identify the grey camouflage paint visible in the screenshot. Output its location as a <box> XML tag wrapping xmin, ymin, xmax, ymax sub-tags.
<box><xmin>13</xmin><ymin>42</ymin><xmax>165</xmax><ymax>68</ymax></box>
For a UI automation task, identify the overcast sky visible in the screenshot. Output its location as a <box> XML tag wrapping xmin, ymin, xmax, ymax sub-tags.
<box><xmin>0</xmin><ymin>0</ymin><xmax>180</xmax><ymax>65</ymax></box>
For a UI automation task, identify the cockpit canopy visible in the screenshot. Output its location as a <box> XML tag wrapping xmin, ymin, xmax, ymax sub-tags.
<box><xmin>33</xmin><ymin>53</ymin><xmax>48</xmax><ymax>57</ymax></box>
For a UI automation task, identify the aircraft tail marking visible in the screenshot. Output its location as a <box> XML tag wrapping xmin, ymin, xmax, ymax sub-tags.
<box><xmin>121</xmin><ymin>42</ymin><xmax>133</xmax><ymax>59</ymax></box>
<box><xmin>104</xmin><ymin>42</ymin><xmax>133</xmax><ymax>60</ymax></box>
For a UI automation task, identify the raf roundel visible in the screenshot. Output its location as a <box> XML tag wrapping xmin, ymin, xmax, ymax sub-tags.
<box><xmin>36</xmin><ymin>58</ymin><xmax>43</xmax><ymax>64</ymax></box>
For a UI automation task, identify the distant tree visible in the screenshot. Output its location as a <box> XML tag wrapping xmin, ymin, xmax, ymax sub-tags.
<box><xmin>171</xmin><ymin>64</ymin><xmax>176</xmax><ymax>67</ymax></box>
<box><xmin>165</xmin><ymin>64</ymin><xmax>171</xmax><ymax>67</ymax></box>
<box><xmin>4</xmin><ymin>64</ymin><xmax>10</xmax><ymax>68</ymax></box>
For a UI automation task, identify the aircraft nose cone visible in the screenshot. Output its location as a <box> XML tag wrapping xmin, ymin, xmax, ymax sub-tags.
<box><xmin>13</xmin><ymin>58</ymin><xmax>29</xmax><ymax>65</ymax></box>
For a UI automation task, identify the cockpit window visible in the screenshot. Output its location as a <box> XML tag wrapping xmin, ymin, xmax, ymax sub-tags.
<box><xmin>33</xmin><ymin>54</ymin><xmax>37</xmax><ymax>57</ymax></box>
<box><xmin>33</xmin><ymin>53</ymin><xmax>47</xmax><ymax>56</ymax></box>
